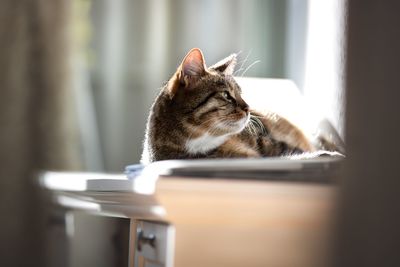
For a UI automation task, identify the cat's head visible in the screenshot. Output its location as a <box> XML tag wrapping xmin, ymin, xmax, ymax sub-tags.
<box><xmin>163</xmin><ymin>48</ymin><xmax>250</xmax><ymax>139</ymax></box>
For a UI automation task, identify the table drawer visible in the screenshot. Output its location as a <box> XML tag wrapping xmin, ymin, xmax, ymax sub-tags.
<box><xmin>134</xmin><ymin>221</ymin><xmax>175</xmax><ymax>267</ymax></box>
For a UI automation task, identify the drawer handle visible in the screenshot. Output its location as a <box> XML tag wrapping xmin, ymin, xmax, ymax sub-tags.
<box><xmin>137</xmin><ymin>230</ymin><xmax>156</xmax><ymax>251</ymax></box>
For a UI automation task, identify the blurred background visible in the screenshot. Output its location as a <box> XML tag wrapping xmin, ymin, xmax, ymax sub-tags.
<box><xmin>1</xmin><ymin>0</ymin><xmax>363</xmax><ymax>267</ymax></box>
<box><xmin>76</xmin><ymin>0</ymin><xmax>346</xmax><ymax>172</ymax></box>
<box><xmin>3</xmin><ymin>0</ymin><xmax>400</xmax><ymax>267</ymax></box>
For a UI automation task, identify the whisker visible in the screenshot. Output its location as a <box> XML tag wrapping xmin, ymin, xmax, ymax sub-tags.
<box><xmin>245</xmin><ymin>119</ymin><xmax>257</xmax><ymax>135</ymax></box>
<box><xmin>234</xmin><ymin>50</ymin><xmax>251</xmax><ymax>76</ymax></box>
<box><xmin>249</xmin><ymin>114</ymin><xmax>264</xmax><ymax>118</ymax></box>
<box><xmin>244</xmin><ymin>115</ymin><xmax>268</xmax><ymax>136</ymax></box>
<box><xmin>248</xmin><ymin>118</ymin><xmax>257</xmax><ymax>134</ymax></box>
<box><xmin>185</xmin><ymin>117</ymin><xmax>219</xmax><ymax>140</ymax></box>
<box><xmin>234</xmin><ymin>67</ymin><xmax>244</xmax><ymax>76</ymax></box>
<box><xmin>255</xmin><ymin>118</ymin><xmax>267</xmax><ymax>135</ymax></box>
<box><xmin>235</xmin><ymin>50</ymin><xmax>243</xmax><ymax>57</ymax></box>
<box><xmin>241</xmin><ymin>60</ymin><xmax>260</xmax><ymax>77</ymax></box>
<box><xmin>187</xmin><ymin>112</ymin><xmax>251</xmax><ymax>138</ymax></box>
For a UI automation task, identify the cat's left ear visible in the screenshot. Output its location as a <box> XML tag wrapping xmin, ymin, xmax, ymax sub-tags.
<box><xmin>209</xmin><ymin>53</ymin><xmax>237</xmax><ymax>75</ymax></box>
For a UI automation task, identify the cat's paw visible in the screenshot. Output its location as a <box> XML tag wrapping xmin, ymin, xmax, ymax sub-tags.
<box><xmin>287</xmin><ymin>150</ymin><xmax>345</xmax><ymax>159</ymax></box>
<box><xmin>313</xmin><ymin>150</ymin><xmax>345</xmax><ymax>158</ymax></box>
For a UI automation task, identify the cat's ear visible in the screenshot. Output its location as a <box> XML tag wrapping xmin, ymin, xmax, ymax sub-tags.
<box><xmin>166</xmin><ymin>48</ymin><xmax>207</xmax><ymax>97</ymax></box>
<box><xmin>209</xmin><ymin>53</ymin><xmax>237</xmax><ymax>75</ymax></box>
<box><xmin>167</xmin><ymin>48</ymin><xmax>206</xmax><ymax>97</ymax></box>
<box><xmin>179</xmin><ymin>48</ymin><xmax>206</xmax><ymax>85</ymax></box>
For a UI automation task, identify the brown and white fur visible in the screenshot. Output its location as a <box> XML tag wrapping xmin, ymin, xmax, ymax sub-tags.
<box><xmin>141</xmin><ymin>48</ymin><xmax>337</xmax><ymax>164</ymax></box>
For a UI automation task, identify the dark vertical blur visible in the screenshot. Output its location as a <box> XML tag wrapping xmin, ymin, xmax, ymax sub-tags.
<box><xmin>334</xmin><ymin>1</ymin><xmax>400</xmax><ymax>267</ymax></box>
<box><xmin>0</xmin><ymin>0</ymin><xmax>81</xmax><ymax>266</ymax></box>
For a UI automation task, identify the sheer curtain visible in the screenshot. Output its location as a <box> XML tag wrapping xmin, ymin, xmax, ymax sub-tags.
<box><xmin>302</xmin><ymin>0</ymin><xmax>346</xmax><ymax>137</ymax></box>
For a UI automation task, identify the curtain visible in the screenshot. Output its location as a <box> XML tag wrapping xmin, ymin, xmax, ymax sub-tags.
<box><xmin>0</xmin><ymin>0</ymin><xmax>81</xmax><ymax>266</ymax></box>
<box><xmin>334</xmin><ymin>2</ymin><xmax>400</xmax><ymax>267</ymax></box>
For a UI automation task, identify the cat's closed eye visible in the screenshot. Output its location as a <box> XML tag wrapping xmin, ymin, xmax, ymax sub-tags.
<box><xmin>222</xmin><ymin>91</ymin><xmax>234</xmax><ymax>102</ymax></box>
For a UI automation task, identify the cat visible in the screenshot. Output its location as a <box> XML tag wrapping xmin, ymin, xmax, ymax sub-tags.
<box><xmin>141</xmin><ymin>48</ymin><xmax>340</xmax><ymax>164</ymax></box>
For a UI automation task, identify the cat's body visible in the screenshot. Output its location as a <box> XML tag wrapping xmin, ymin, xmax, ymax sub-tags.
<box><xmin>141</xmin><ymin>48</ymin><xmax>335</xmax><ymax>164</ymax></box>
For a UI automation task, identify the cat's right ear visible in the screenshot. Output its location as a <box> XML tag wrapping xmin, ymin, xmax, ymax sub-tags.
<box><xmin>180</xmin><ymin>48</ymin><xmax>206</xmax><ymax>79</ymax></box>
<box><xmin>167</xmin><ymin>48</ymin><xmax>206</xmax><ymax>97</ymax></box>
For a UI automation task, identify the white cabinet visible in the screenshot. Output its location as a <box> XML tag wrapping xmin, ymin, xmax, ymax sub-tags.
<box><xmin>131</xmin><ymin>221</ymin><xmax>175</xmax><ymax>267</ymax></box>
<box><xmin>42</xmin><ymin>171</ymin><xmax>336</xmax><ymax>267</ymax></box>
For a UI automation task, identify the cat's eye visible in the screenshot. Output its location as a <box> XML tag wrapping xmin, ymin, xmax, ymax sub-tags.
<box><xmin>222</xmin><ymin>91</ymin><xmax>235</xmax><ymax>103</ymax></box>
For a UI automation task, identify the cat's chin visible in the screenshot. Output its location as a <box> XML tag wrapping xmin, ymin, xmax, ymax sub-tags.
<box><xmin>224</xmin><ymin>114</ymin><xmax>250</xmax><ymax>135</ymax></box>
<box><xmin>238</xmin><ymin>115</ymin><xmax>250</xmax><ymax>132</ymax></box>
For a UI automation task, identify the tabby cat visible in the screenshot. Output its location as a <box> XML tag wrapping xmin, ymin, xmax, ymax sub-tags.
<box><xmin>141</xmin><ymin>48</ymin><xmax>336</xmax><ymax>164</ymax></box>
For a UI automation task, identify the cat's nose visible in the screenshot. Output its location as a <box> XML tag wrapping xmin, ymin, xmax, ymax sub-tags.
<box><xmin>242</xmin><ymin>104</ymin><xmax>249</xmax><ymax>113</ymax></box>
<box><xmin>237</xmin><ymin>97</ymin><xmax>249</xmax><ymax>113</ymax></box>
